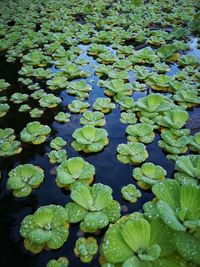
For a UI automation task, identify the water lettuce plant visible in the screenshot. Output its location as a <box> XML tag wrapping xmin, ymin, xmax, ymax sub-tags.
<box><xmin>0</xmin><ymin>79</ymin><xmax>10</xmax><ymax>92</ymax></box>
<box><xmin>55</xmin><ymin>157</ymin><xmax>95</xmax><ymax>189</ymax></box>
<box><xmin>117</xmin><ymin>142</ymin><xmax>148</xmax><ymax>165</ymax></box>
<box><xmin>121</xmin><ymin>184</ymin><xmax>141</xmax><ymax>203</ymax></box>
<box><xmin>156</xmin><ymin>44</ymin><xmax>179</xmax><ymax>62</ymax></box>
<box><xmin>65</xmin><ymin>183</ymin><xmax>120</xmax><ymax>233</ymax></box>
<box><xmin>10</xmin><ymin>92</ymin><xmax>29</xmax><ymax>104</ymax></box>
<box><xmin>101</xmin><ymin>213</ymin><xmax>176</xmax><ymax>266</ymax></box>
<box><xmin>0</xmin><ymin>128</ymin><xmax>22</xmax><ymax>157</ymax></box>
<box><xmin>146</xmin><ymin>74</ymin><xmax>174</xmax><ymax>92</ymax></box>
<box><xmin>158</xmin><ymin>129</ymin><xmax>190</xmax><ymax>155</ymax></box>
<box><xmin>132</xmin><ymin>162</ymin><xmax>167</xmax><ymax>190</ymax></box>
<box><xmin>127</xmin><ymin>47</ymin><xmax>159</xmax><ymax>64</ymax></box>
<box><xmin>29</xmin><ymin>108</ymin><xmax>44</xmax><ymax>118</ymax></box>
<box><xmin>54</xmin><ymin>112</ymin><xmax>71</xmax><ymax>123</ymax></box>
<box><xmin>39</xmin><ymin>94</ymin><xmax>62</xmax><ymax>108</ymax></box>
<box><xmin>173</xmin><ymin>90</ymin><xmax>200</xmax><ymax>108</ymax></box>
<box><xmin>74</xmin><ymin>237</ymin><xmax>98</xmax><ymax>263</ymax></box>
<box><xmin>20</xmin><ymin>121</ymin><xmax>51</xmax><ymax>144</ymax></box>
<box><xmin>20</xmin><ymin>205</ymin><xmax>69</xmax><ymax>253</ymax></box>
<box><xmin>46</xmin><ymin>257</ymin><xmax>69</xmax><ymax>267</ymax></box>
<box><xmin>0</xmin><ymin>140</ymin><xmax>22</xmax><ymax>157</ymax></box>
<box><xmin>71</xmin><ymin>125</ymin><xmax>108</xmax><ymax>153</ymax></box>
<box><xmin>93</xmin><ymin>98</ymin><xmax>116</xmax><ymax>114</ymax></box>
<box><xmin>189</xmin><ymin>132</ymin><xmax>200</xmax><ymax>153</ymax></box>
<box><xmin>0</xmin><ymin>103</ymin><xmax>10</xmax><ymax>118</ymax></box>
<box><xmin>120</xmin><ymin>112</ymin><xmax>137</xmax><ymax>125</ymax></box>
<box><xmin>126</xmin><ymin>123</ymin><xmax>155</xmax><ymax>144</ymax></box>
<box><xmin>68</xmin><ymin>100</ymin><xmax>90</xmax><ymax>113</ymax></box>
<box><xmin>80</xmin><ymin>111</ymin><xmax>106</xmax><ymax>127</ymax></box>
<box><xmin>100</xmin><ymin>79</ymin><xmax>132</xmax><ymax>97</ymax></box>
<box><xmin>47</xmin><ymin>76</ymin><xmax>68</xmax><ymax>90</ymax></box>
<box><xmin>157</xmin><ymin>110</ymin><xmax>189</xmax><ymax>130</ymax></box>
<box><xmin>178</xmin><ymin>55</ymin><xmax>199</xmax><ymax>66</ymax></box>
<box><xmin>18</xmin><ymin>104</ymin><xmax>31</xmax><ymax>112</ymax></box>
<box><xmin>7</xmin><ymin>164</ymin><xmax>44</xmax><ymax>197</ymax></box>
<box><xmin>50</xmin><ymin>137</ymin><xmax>67</xmax><ymax>150</ymax></box>
<box><xmin>173</xmin><ymin>155</ymin><xmax>200</xmax><ymax>185</ymax></box>
<box><xmin>48</xmin><ymin>149</ymin><xmax>67</xmax><ymax>164</ymax></box>
<box><xmin>21</xmin><ymin>50</ymin><xmax>51</xmax><ymax>67</ymax></box>
<box><xmin>67</xmin><ymin>80</ymin><xmax>92</xmax><ymax>100</ymax></box>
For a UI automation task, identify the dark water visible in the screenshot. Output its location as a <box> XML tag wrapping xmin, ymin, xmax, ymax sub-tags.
<box><xmin>0</xmin><ymin>38</ymin><xmax>199</xmax><ymax>267</ymax></box>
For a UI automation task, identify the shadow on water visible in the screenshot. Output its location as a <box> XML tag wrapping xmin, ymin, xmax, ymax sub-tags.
<box><xmin>0</xmin><ymin>36</ymin><xmax>199</xmax><ymax>267</ymax></box>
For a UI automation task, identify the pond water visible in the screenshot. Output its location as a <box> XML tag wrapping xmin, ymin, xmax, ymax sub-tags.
<box><xmin>0</xmin><ymin>36</ymin><xmax>199</xmax><ymax>267</ymax></box>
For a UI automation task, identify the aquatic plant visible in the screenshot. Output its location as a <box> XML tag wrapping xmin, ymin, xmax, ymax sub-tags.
<box><xmin>65</xmin><ymin>183</ymin><xmax>120</xmax><ymax>232</ymax></box>
<box><xmin>173</xmin><ymin>90</ymin><xmax>200</xmax><ymax>108</ymax></box>
<box><xmin>39</xmin><ymin>93</ymin><xmax>62</xmax><ymax>108</ymax></box>
<box><xmin>20</xmin><ymin>121</ymin><xmax>51</xmax><ymax>144</ymax></box>
<box><xmin>121</xmin><ymin>184</ymin><xmax>141</xmax><ymax>203</ymax></box>
<box><xmin>48</xmin><ymin>149</ymin><xmax>67</xmax><ymax>164</ymax></box>
<box><xmin>55</xmin><ymin>157</ymin><xmax>95</xmax><ymax>189</ymax></box>
<box><xmin>46</xmin><ymin>76</ymin><xmax>68</xmax><ymax>90</ymax></box>
<box><xmin>74</xmin><ymin>237</ymin><xmax>98</xmax><ymax>263</ymax></box>
<box><xmin>0</xmin><ymin>79</ymin><xmax>10</xmax><ymax>92</ymax></box>
<box><xmin>46</xmin><ymin>257</ymin><xmax>69</xmax><ymax>267</ymax></box>
<box><xmin>0</xmin><ymin>140</ymin><xmax>22</xmax><ymax>157</ymax></box>
<box><xmin>20</xmin><ymin>205</ymin><xmax>69</xmax><ymax>253</ymax></box>
<box><xmin>126</xmin><ymin>123</ymin><xmax>155</xmax><ymax>144</ymax></box>
<box><xmin>100</xmin><ymin>79</ymin><xmax>132</xmax><ymax>97</ymax></box>
<box><xmin>67</xmin><ymin>80</ymin><xmax>92</xmax><ymax>100</ymax></box>
<box><xmin>21</xmin><ymin>50</ymin><xmax>51</xmax><ymax>67</ymax></box>
<box><xmin>127</xmin><ymin>47</ymin><xmax>159</xmax><ymax>64</ymax></box>
<box><xmin>133</xmin><ymin>162</ymin><xmax>167</xmax><ymax>190</ymax></box>
<box><xmin>54</xmin><ymin>112</ymin><xmax>71</xmax><ymax>123</ymax></box>
<box><xmin>173</xmin><ymin>155</ymin><xmax>200</xmax><ymax>185</ymax></box>
<box><xmin>10</xmin><ymin>93</ymin><xmax>29</xmax><ymax>104</ymax></box>
<box><xmin>0</xmin><ymin>103</ymin><xmax>10</xmax><ymax>118</ymax></box>
<box><xmin>80</xmin><ymin>111</ymin><xmax>106</xmax><ymax>127</ymax></box>
<box><xmin>178</xmin><ymin>55</ymin><xmax>199</xmax><ymax>66</ymax></box>
<box><xmin>93</xmin><ymin>98</ymin><xmax>116</xmax><ymax>114</ymax></box>
<box><xmin>87</xmin><ymin>43</ymin><xmax>108</xmax><ymax>56</ymax></box>
<box><xmin>18</xmin><ymin>104</ymin><xmax>31</xmax><ymax>112</ymax></box>
<box><xmin>146</xmin><ymin>74</ymin><xmax>174</xmax><ymax>91</ymax></box>
<box><xmin>101</xmin><ymin>213</ymin><xmax>176</xmax><ymax>266</ymax></box>
<box><xmin>117</xmin><ymin>142</ymin><xmax>148</xmax><ymax>165</ymax></box>
<box><xmin>68</xmin><ymin>100</ymin><xmax>90</xmax><ymax>113</ymax></box>
<box><xmin>29</xmin><ymin>108</ymin><xmax>44</xmax><ymax>118</ymax></box>
<box><xmin>158</xmin><ymin>128</ymin><xmax>190</xmax><ymax>155</ymax></box>
<box><xmin>157</xmin><ymin>110</ymin><xmax>189</xmax><ymax>130</ymax></box>
<box><xmin>120</xmin><ymin>112</ymin><xmax>137</xmax><ymax>124</ymax></box>
<box><xmin>50</xmin><ymin>137</ymin><xmax>67</xmax><ymax>150</ymax></box>
<box><xmin>71</xmin><ymin>125</ymin><xmax>108</xmax><ymax>153</ymax></box>
<box><xmin>7</xmin><ymin>164</ymin><xmax>44</xmax><ymax>197</ymax></box>
<box><xmin>189</xmin><ymin>132</ymin><xmax>200</xmax><ymax>153</ymax></box>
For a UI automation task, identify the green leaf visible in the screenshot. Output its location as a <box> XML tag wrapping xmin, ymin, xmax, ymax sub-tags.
<box><xmin>65</xmin><ymin>202</ymin><xmax>87</xmax><ymax>223</ymax></box>
<box><xmin>138</xmin><ymin>244</ymin><xmax>161</xmax><ymax>261</ymax></box>
<box><xmin>28</xmin><ymin>229</ymin><xmax>52</xmax><ymax>244</ymax></box>
<box><xmin>122</xmin><ymin>256</ymin><xmax>153</xmax><ymax>267</ymax></box>
<box><xmin>121</xmin><ymin>218</ymin><xmax>151</xmax><ymax>252</ymax></box>
<box><xmin>152</xmin><ymin>180</ymin><xmax>180</xmax><ymax>210</ymax></box>
<box><xmin>81</xmin><ymin>211</ymin><xmax>109</xmax><ymax>232</ymax></box>
<box><xmin>157</xmin><ymin>200</ymin><xmax>186</xmax><ymax>231</ymax></box>
<box><xmin>47</xmin><ymin>226</ymin><xmax>69</xmax><ymax>249</ymax></box>
<box><xmin>34</xmin><ymin>207</ymin><xmax>54</xmax><ymax>227</ymax></box>
<box><xmin>91</xmin><ymin>183</ymin><xmax>113</xmax><ymax>210</ymax></box>
<box><xmin>179</xmin><ymin>183</ymin><xmax>200</xmax><ymax>221</ymax></box>
<box><xmin>176</xmin><ymin>231</ymin><xmax>200</xmax><ymax>264</ymax></box>
<box><xmin>70</xmin><ymin>183</ymin><xmax>93</xmax><ymax>210</ymax></box>
<box><xmin>102</xmin><ymin>222</ymin><xmax>133</xmax><ymax>263</ymax></box>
